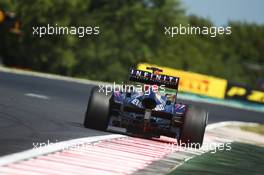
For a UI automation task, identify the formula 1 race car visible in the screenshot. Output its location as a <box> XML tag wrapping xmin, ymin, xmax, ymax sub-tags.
<box><xmin>84</xmin><ymin>67</ymin><xmax>208</xmax><ymax>148</ymax></box>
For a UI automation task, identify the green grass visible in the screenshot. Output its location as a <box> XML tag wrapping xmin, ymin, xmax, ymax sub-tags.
<box><xmin>168</xmin><ymin>142</ymin><xmax>264</xmax><ymax>175</ymax></box>
<box><xmin>240</xmin><ymin>125</ymin><xmax>264</xmax><ymax>135</ymax></box>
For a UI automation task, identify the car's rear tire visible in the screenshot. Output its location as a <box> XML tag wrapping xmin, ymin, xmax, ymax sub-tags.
<box><xmin>83</xmin><ymin>87</ymin><xmax>111</xmax><ymax>131</ymax></box>
<box><xmin>179</xmin><ymin>105</ymin><xmax>208</xmax><ymax>148</ymax></box>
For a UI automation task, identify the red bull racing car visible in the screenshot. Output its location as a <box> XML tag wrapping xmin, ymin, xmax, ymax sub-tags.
<box><xmin>84</xmin><ymin>67</ymin><xmax>208</xmax><ymax>148</ymax></box>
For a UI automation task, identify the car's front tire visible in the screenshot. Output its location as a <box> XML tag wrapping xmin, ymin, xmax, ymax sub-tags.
<box><xmin>179</xmin><ymin>105</ymin><xmax>208</xmax><ymax>148</ymax></box>
<box><xmin>83</xmin><ymin>87</ymin><xmax>111</xmax><ymax>131</ymax></box>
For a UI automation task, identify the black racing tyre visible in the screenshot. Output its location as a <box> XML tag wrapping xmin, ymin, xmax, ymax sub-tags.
<box><xmin>83</xmin><ymin>87</ymin><xmax>112</xmax><ymax>131</ymax></box>
<box><xmin>179</xmin><ymin>105</ymin><xmax>208</xmax><ymax>148</ymax></box>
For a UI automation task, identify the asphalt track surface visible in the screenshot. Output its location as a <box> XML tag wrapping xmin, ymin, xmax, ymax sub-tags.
<box><xmin>0</xmin><ymin>71</ymin><xmax>263</xmax><ymax>157</ymax></box>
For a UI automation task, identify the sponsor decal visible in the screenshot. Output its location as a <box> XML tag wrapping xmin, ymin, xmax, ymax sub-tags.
<box><xmin>130</xmin><ymin>69</ymin><xmax>178</xmax><ymax>83</ymax></box>
<box><xmin>130</xmin><ymin>68</ymin><xmax>179</xmax><ymax>89</ymax></box>
<box><xmin>225</xmin><ymin>83</ymin><xmax>264</xmax><ymax>104</ymax></box>
<box><xmin>137</xmin><ymin>63</ymin><xmax>227</xmax><ymax>99</ymax></box>
<box><xmin>179</xmin><ymin>78</ymin><xmax>210</xmax><ymax>93</ymax></box>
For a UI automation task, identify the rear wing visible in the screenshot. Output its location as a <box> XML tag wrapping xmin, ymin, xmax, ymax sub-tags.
<box><xmin>129</xmin><ymin>68</ymin><xmax>180</xmax><ymax>89</ymax></box>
